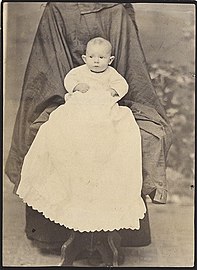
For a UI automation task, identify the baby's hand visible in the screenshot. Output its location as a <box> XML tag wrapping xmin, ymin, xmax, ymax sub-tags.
<box><xmin>106</xmin><ymin>88</ymin><xmax>119</xmax><ymax>97</ymax></box>
<box><xmin>73</xmin><ymin>83</ymin><xmax>89</xmax><ymax>93</ymax></box>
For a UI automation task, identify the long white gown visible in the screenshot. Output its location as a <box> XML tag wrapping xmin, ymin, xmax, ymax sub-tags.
<box><xmin>16</xmin><ymin>84</ymin><xmax>146</xmax><ymax>232</ymax></box>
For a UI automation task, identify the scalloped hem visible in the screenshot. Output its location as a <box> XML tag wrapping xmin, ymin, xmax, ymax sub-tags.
<box><xmin>16</xmin><ymin>191</ymin><xmax>146</xmax><ymax>233</ymax></box>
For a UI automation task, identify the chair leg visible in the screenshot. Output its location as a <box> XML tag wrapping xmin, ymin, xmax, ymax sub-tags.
<box><xmin>94</xmin><ymin>231</ymin><xmax>120</xmax><ymax>267</ymax></box>
<box><xmin>59</xmin><ymin>231</ymin><xmax>90</xmax><ymax>266</ymax></box>
<box><xmin>95</xmin><ymin>241</ymin><xmax>113</xmax><ymax>266</ymax></box>
<box><xmin>58</xmin><ymin>230</ymin><xmax>124</xmax><ymax>267</ymax></box>
<box><xmin>58</xmin><ymin>230</ymin><xmax>76</xmax><ymax>266</ymax></box>
<box><xmin>108</xmin><ymin>231</ymin><xmax>124</xmax><ymax>266</ymax></box>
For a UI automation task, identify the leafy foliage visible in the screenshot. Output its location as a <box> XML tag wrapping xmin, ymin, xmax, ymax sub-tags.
<box><xmin>148</xmin><ymin>60</ymin><xmax>194</xmax><ymax>201</ymax></box>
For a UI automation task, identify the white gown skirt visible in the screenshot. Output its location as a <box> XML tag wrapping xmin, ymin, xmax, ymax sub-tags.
<box><xmin>17</xmin><ymin>91</ymin><xmax>146</xmax><ymax>232</ymax></box>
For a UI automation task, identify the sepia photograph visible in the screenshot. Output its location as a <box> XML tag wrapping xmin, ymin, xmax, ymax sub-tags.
<box><xmin>3</xmin><ymin>1</ymin><xmax>195</xmax><ymax>267</ymax></box>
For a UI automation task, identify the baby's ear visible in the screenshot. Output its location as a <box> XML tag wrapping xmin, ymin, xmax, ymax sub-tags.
<box><xmin>109</xmin><ymin>56</ymin><xmax>115</xmax><ymax>65</ymax></box>
<box><xmin>82</xmin><ymin>55</ymin><xmax>86</xmax><ymax>63</ymax></box>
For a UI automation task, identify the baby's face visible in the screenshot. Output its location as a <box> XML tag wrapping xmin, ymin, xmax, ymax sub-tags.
<box><xmin>84</xmin><ymin>44</ymin><xmax>113</xmax><ymax>73</ymax></box>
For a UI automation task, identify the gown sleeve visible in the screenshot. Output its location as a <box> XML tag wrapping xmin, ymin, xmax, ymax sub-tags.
<box><xmin>64</xmin><ymin>68</ymin><xmax>80</xmax><ymax>93</ymax></box>
<box><xmin>108</xmin><ymin>67</ymin><xmax>129</xmax><ymax>100</ymax></box>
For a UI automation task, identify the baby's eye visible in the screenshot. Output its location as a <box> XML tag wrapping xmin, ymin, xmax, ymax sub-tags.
<box><xmin>100</xmin><ymin>57</ymin><xmax>104</xmax><ymax>59</ymax></box>
<box><xmin>89</xmin><ymin>56</ymin><xmax>93</xmax><ymax>58</ymax></box>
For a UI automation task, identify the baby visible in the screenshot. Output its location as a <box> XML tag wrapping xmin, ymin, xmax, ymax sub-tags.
<box><xmin>64</xmin><ymin>37</ymin><xmax>128</xmax><ymax>104</ymax></box>
<box><xmin>17</xmin><ymin>36</ymin><xmax>146</xmax><ymax>236</ymax></box>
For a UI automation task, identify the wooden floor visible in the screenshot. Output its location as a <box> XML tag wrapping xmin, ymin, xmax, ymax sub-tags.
<box><xmin>3</xmin><ymin>179</ymin><xmax>194</xmax><ymax>267</ymax></box>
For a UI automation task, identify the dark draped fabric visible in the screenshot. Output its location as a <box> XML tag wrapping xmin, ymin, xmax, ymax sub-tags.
<box><xmin>5</xmin><ymin>3</ymin><xmax>173</xmax><ymax>248</ymax></box>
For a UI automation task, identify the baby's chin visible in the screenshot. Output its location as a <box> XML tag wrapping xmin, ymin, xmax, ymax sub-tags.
<box><xmin>90</xmin><ymin>67</ymin><xmax>108</xmax><ymax>73</ymax></box>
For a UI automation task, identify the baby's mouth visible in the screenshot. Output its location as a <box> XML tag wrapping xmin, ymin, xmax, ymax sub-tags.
<box><xmin>90</xmin><ymin>69</ymin><xmax>105</xmax><ymax>73</ymax></box>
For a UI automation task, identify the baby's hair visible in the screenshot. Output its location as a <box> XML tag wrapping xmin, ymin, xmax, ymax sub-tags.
<box><xmin>86</xmin><ymin>37</ymin><xmax>112</xmax><ymax>54</ymax></box>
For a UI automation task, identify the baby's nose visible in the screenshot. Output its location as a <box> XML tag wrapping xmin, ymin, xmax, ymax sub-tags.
<box><xmin>94</xmin><ymin>57</ymin><xmax>99</xmax><ymax>63</ymax></box>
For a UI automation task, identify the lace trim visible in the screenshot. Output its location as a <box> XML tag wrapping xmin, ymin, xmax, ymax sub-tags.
<box><xmin>16</xmin><ymin>188</ymin><xmax>146</xmax><ymax>233</ymax></box>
